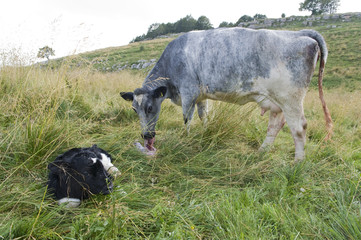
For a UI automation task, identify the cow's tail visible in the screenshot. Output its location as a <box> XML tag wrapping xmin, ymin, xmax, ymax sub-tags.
<box><xmin>300</xmin><ymin>29</ymin><xmax>333</xmax><ymax>141</ymax></box>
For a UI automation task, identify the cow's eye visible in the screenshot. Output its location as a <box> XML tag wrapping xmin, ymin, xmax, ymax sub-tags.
<box><xmin>147</xmin><ymin>106</ymin><xmax>152</xmax><ymax>113</ymax></box>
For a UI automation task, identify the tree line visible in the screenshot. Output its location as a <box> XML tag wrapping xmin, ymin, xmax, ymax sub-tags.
<box><xmin>130</xmin><ymin>0</ymin><xmax>340</xmax><ymax>43</ymax></box>
<box><xmin>131</xmin><ymin>15</ymin><xmax>213</xmax><ymax>43</ymax></box>
<box><xmin>130</xmin><ymin>14</ymin><xmax>269</xmax><ymax>43</ymax></box>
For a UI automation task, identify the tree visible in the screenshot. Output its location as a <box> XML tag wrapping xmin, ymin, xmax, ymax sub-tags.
<box><xmin>253</xmin><ymin>14</ymin><xmax>267</xmax><ymax>20</ymax></box>
<box><xmin>37</xmin><ymin>46</ymin><xmax>55</xmax><ymax>61</ymax></box>
<box><xmin>282</xmin><ymin>13</ymin><xmax>286</xmax><ymax>18</ymax></box>
<box><xmin>219</xmin><ymin>21</ymin><xmax>234</xmax><ymax>28</ymax></box>
<box><xmin>196</xmin><ymin>16</ymin><xmax>213</xmax><ymax>30</ymax></box>
<box><xmin>321</xmin><ymin>0</ymin><xmax>340</xmax><ymax>14</ymax></box>
<box><xmin>146</xmin><ymin>23</ymin><xmax>167</xmax><ymax>39</ymax></box>
<box><xmin>299</xmin><ymin>0</ymin><xmax>340</xmax><ymax>15</ymax></box>
<box><xmin>235</xmin><ymin>15</ymin><xmax>254</xmax><ymax>26</ymax></box>
<box><xmin>131</xmin><ymin>15</ymin><xmax>212</xmax><ymax>43</ymax></box>
<box><xmin>174</xmin><ymin>15</ymin><xmax>197</xmax><ymax>33</ymax></box>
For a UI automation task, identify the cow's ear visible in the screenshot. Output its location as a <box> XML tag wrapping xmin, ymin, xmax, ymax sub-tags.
<box><xmin>120</xmin><ymin>92</ymin><xmax>134</xmax><ymax>101</ymax></box>
<box><xmin>153</xmin><ymin>86</ymin><xmax>167</xmax><ymax>98</ymax></box>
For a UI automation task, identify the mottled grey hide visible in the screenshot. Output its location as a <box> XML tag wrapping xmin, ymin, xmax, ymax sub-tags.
<box><xmin>120</xmin><ymin>27</ymin><xmax>332</xmax><ymax>161</ymax></box>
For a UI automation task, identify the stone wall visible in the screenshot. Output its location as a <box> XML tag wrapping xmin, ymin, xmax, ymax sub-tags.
<box><xmin>237</xmin><ymin>12</ymin><xmax>361</xmax><ymax>29</ymax></box>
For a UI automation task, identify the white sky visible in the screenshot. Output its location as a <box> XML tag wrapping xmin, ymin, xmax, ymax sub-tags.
<box><xmin>0</xmin><ymin>0</ymin><xmax>359</xmax><ymax>62</ymax></box>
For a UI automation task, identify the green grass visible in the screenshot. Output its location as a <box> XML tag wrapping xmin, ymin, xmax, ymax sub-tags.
<box><xmin>1</xmin><ymin>17</ymin><xmax>361</xmax><ymax>239</ymax></box>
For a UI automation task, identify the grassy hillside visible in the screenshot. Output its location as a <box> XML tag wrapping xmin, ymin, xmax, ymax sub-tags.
<box><xmin>1</xmin><ymin>16</ymin><xmax>361</xmax><ymax>239</ymax></box>
<box><xmin>50</xmin><ymin>38</ymin><xmax>171</xmax><ymax>73</ymax></box>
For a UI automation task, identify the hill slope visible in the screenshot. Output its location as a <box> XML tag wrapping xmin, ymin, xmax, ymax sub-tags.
<box><xmin>1</xmin><ymin>13</ymin><xmax>360</xmax><ymax>239</ymax></box>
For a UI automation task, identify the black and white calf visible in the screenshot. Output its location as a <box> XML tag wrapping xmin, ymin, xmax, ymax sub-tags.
<box><xmin>47</xmin><ymin>145</ymin><xmax>120</xmax><ymax>207</ymax></box>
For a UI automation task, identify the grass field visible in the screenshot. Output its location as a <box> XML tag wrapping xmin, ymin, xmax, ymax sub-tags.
<box><xmin>1</xmin><ymin>18</ymin><xmax>361</xmax><ymax>239</ymax></box>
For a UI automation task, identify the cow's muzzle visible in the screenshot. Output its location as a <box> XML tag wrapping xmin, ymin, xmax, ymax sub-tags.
<box><xmin>142</xmin><ymin>132</ymin><xmax>156</xmax><ymax>140</ymax></box>
<box><xmin>141</xmin><ymin>132</ymin><xmax>156</xmax><ymax>152</ymax></box>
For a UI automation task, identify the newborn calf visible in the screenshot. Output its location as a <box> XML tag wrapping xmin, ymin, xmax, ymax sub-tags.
<box><xmin>47</xmin><ymin>145</ymin><xmax>120</xmax><ymax>207</ymax></box>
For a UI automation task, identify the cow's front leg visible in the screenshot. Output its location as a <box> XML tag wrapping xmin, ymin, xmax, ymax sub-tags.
<box><xmin>197</xmin><ymin>100</ymin><xmax>208</xmax><ymax>126</ymax></box>
<box><xmin>259</xmin><ymin>111</ymin><xmax>285</xmax><ymax>151</ymax></box>
<box><xmin>182</xmin><ymin>99</ymin><xmax>196</xmax><ymax>134</ymax></box>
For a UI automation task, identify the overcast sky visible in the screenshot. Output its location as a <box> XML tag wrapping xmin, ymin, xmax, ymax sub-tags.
<box><xmin>1</xmin><ymin>0</ymin><xmax>359</xmax><ymax>62</ymax></box>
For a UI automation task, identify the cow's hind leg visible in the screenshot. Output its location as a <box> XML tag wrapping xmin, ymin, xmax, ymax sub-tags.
<box><xmin>258</xmin><ymin>99</ymin><xmax>285</xmax><ymax>151</ymax></box>
<box><xmin>197</xmin><ymin>100</ymin><xmax>208</xmax><ymax>125</ymax></box>
<box><xmin>260</xmin><ymin>111</ymin><xmax>286</xmax><ymax>151</ymax></box>
<box><xmin>282</xmin><ymin>104</ymin><xmax>307</xmax><ymax>162</ymax></box>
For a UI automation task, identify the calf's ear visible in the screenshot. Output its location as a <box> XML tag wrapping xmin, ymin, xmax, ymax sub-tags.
<box><xmin>48</xmin><ymin>160</ymin><xmax>69</xmax><ymax>174</ymax></box>
<box><xmin>153</xmin><ymin>86</ymin><xmax>167</xmax><ymax>98</ymax></box>
<box><xmin>120</xmin><ymin>92</ymin><xmax>134</xmax><ymax>101</ymax></box>
<box><xmin>90</xmin><ymin>160</ymin><xmax>105</xmax><ymax>176</ymax></box>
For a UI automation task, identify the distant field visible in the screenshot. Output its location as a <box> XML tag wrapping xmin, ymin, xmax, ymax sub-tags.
<box><xmin>1</xmin><ymin>16</ymin><xmax>361</xmax><ymax>239</ymax></box>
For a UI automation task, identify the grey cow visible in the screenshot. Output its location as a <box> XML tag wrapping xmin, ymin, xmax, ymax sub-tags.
<box><xmin>120</xmin><ymin>27</ymin><xmax>333</xmax><ymax>161</ymax></box>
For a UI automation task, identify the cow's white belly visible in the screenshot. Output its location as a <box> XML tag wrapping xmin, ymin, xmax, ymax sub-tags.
<box><xmin>201</xmin><ymin>91</ymin><xmax>254</xmax><ymax>105</ymax></box>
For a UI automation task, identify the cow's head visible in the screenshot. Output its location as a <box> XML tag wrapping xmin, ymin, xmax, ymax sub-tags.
<box><xmin>48</xmin><ymin>147</ymin><xmax>113</xmax><ymax>207</ymax></box>
<box><xmin>120</xmin><ymin>86</ymin><xmax>167</xmax><ymax>151</ymax></box>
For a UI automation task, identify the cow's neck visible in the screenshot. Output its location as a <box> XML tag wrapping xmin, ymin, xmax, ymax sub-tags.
<box><xmin>142</xmin><ymin>64</ymin><xmax>174</xmax><ymax>99</ymax></box>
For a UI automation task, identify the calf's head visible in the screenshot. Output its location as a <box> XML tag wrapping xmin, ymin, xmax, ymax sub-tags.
<box><xmin>48</xmin><ymin>146</ymin><xmax>113</xmax><ymax>207</ymax></box>
<box><xmin>120</xmin><ymin>86</ymin><xmax>167</xmax><ymax>151</ymax></box>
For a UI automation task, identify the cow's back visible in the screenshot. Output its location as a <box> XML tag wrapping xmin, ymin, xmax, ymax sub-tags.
<box><xmin>161</xmin><ymin>28</ymin><xmax>319</xmax><ymax>95</ymax></box>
